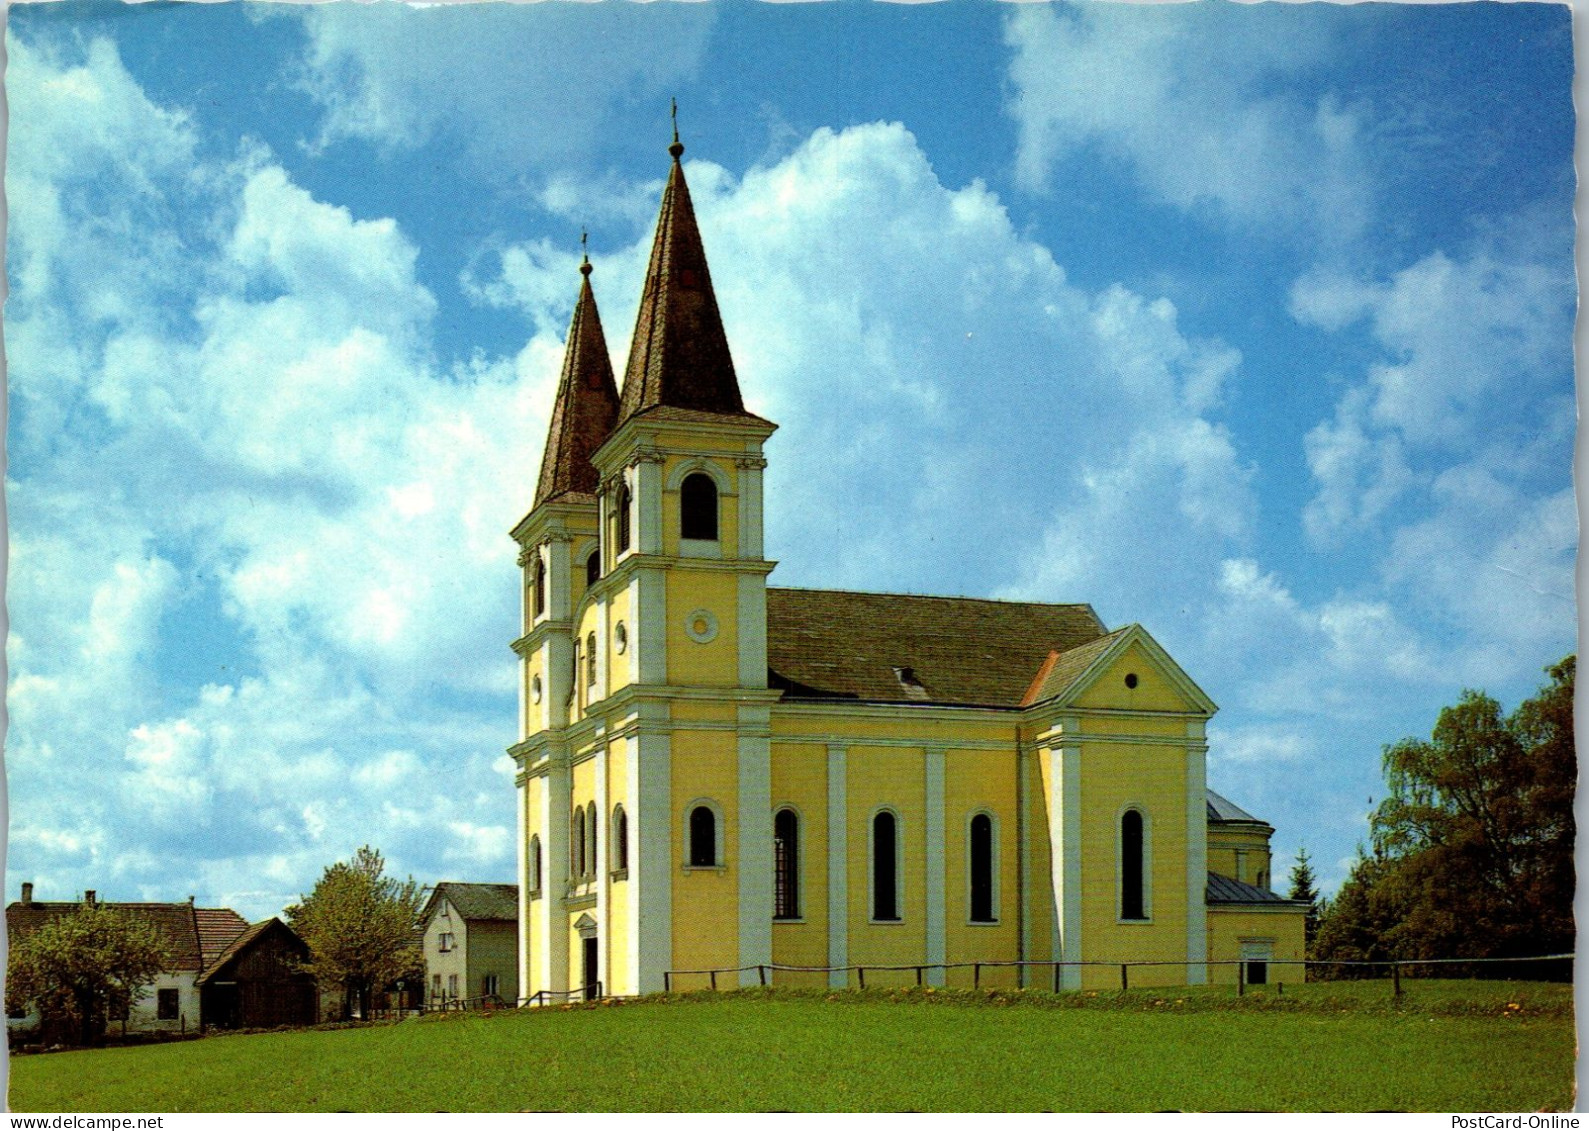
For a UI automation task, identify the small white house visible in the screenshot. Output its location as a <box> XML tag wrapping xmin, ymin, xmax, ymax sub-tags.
<box><xmin>6</xmin><ymin>884</ymin><xmax>249</xmax><ymax>1040</ymax></box>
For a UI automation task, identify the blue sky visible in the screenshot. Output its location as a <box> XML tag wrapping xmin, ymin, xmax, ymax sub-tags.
<box><xmin>3</xmin><ymin>1</ymin><xmax>1575</xmax><ymax>920</ymax></box>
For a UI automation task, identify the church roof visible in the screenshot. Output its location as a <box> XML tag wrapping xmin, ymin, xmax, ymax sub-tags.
<box><xmin>766</xmin><ymin>587</ymin><xmax>1106</xmax><ymax>708</ymax></box>
<box><xmin>1206</xmin><ymin>790</ymin><xmax>1269</xmax><ymax>825</ymax></box>
<box><xmin>534</xmin><ymin>259</ymin><xmax>620</xmax><ymax>507</ymax></box>
<box><xmin>618</xmin><ymin>134</ymin><xmax>760</xmax><ymax>426</ymax></box>
<box><xmin>1205</xmin><ymin>873</ymin><xmax>1302</xmax><ymax>905</ymax></box>
<box><xmin>5</xmin><ymin>898</ymin><xmax>249</xmax><ymax>973</ymax></box>
<box><xmin>423</xmin><ymin>882</ymin><xmax>518</xmax><ymax>923</ymax></box>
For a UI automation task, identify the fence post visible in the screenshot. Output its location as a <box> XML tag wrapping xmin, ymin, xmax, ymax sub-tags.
<box><xmin>710</xmin><ymin>970</ymin><xmax>717</xmax><ymax>992</ymax></box>
<box><xmin>858</xmin><ymin>967</ymin><xmax>867</xmax><ymax>990</ymax></box>
<box><xmin>663</xmin><ymin>972</ymin><xmax>671</xmax><ymax>994</ymax></box>
<box><xmin>759</xmin><ymin>965</ymin><xmax>767</xmax><ymax>987</ymax></box>
<box><xmin>1053</xmin><ymin>962</ymin><xmax>1061</xmax><ymax>993</ymax></box>
<box><xmin>974</xmin><ymin>963</ymin><xmax>981</xmax><ymax>990</ymax></box>
<box><xmin>1237</xmin><ymin>961</ymin><xmax>1245</xmax><ymax>996</ymax></box>
<box><xmin>916</xmin><ymin>966</ymin><xmax>923</xmax><ymax>987</ymax></box>
<box><xmin>1392</xmin><ymin>961</ymin><xmax>1402</xmax><ymax>998</ymax></box>
<box><xmin>1121</xmin><ymin>964</ymin><xmax>1128</xmax><ymax>992</ymax></box>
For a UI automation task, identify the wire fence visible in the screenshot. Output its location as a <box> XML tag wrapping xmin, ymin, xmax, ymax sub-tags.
<box><xmin>660</xmin><ymin>953</ymin><xmax>1573</xmax><ymax>997</ymax></box>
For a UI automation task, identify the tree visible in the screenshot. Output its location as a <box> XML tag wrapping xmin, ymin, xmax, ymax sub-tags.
<box><xmin>5</xmin><ymin>904</ymin><xmax>170</xmax><ymax>1045</ymax></box>
<box><xmin>1314</xmin><ymin>657</ymin><xmax>1575</xmax><ymax>973</ymax></box>
<box><xmin>1286</xmin><ymin>846</ymin><xmax>1320</xmax><ymax>948</ymax></box>
<box><xmin>287</xmin><ymin>846</ymin><xmax>425</xmax><ymax>1020</ymax></box>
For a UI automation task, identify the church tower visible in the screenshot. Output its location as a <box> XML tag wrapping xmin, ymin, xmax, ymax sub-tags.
<box><xmin>511</xmin><ymin>247</ymin><xmax>620</xmax><ymax>1002</ymax></box>
<box><xmin>513</xmin><ymin>124</ymin><xmax>778</xmax><ymax>1001</ymax></box>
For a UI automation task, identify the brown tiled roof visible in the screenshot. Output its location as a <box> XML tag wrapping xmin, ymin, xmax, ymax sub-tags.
<box><xmin>625</xmin><ymin>403</ymin><xmax>773</xmax><ymax>430</ymax></box>
<box><xmin>195</xmin><ymin>906</ymin><xmax>250</xmax><ymax>966</ymax></box>
<box><xmin>535</xmin><ymin>263</ymin><xmax>621</xmax><ymax>506</ymax></box>
<box><xmin>766</xmin><ymin>588</ymin><xmax>1106</xmax><ymax>708</ymax></box>
<box><xmin>1024</xmin><ymin>627</ymin><xmax>1133</xmax><ymax>706</ymax></box>
<box><xmin>5</xmin><ymin>900</ymin><xmax>248</xmax><ymax>972</ymax></box>
<box><xmin>195</xmin><ymin>918</ymin><xmax>304</xmax><ymax>984</ymax></box>
<box><xmin>618</xmin><ymin>142</ymin><xmax>747</xmax><ymax>424</ymax></box>
<box><xmin>424</xmin><ymin>882</ymin><xmax>518</xmax><ymax>923</ymax></box>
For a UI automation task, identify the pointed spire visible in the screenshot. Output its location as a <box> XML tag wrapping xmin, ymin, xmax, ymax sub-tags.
<box><xmin>534</xmin><ymin>251</ymin><xmax>620</xmax><ymax>506</ymax></box>
<box><xmin>618</xmin><ymin>112</ymin><xmax>747</xmax><ymax>423</ymax></box>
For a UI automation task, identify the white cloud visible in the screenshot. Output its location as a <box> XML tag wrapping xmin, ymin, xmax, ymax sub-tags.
<box><xmin>290</xmin><ymin>3</ymin><xmax>714</xmax><ymax>178</ymax></box>
<box><xmin>1004</xmin><ymin>5</ymin><xmax>1370</xmax><ymax>243</ymax></box>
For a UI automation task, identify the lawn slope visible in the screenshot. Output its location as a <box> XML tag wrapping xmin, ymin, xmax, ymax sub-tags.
<box><xmin>10</xmin><ymin>982</ymin><xmax>1574</xmax><ymax>1112</ymax></box>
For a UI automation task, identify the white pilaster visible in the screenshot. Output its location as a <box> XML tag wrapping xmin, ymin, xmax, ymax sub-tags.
<box><xmin>826</xmin><ymin>743</ymin><xmax>849</xmax><ymax>987</ymax></box>
<box><xmin>516</xmin><ymin>774</ymin><xmax>530</xmax><ymax>1004</ymax></box>
<box><xmin>635</xmin><ymin>456</ymin><xmax>663</xmax><ymax>556</ymax></box>
<box><xmin>594</xmin><ymin>739</ymin><xmax>609</xmax><ymax>995</ymax></box>
<box><xmin>736</xmin><ymin>573</ymin><xmax>767</xmax><ymax>688</ymax></box>
<box><xmin>635</xmin><ymin>724</ymin><xmax>673</xmax><ymax>993</ymax></box>
<box><xmin>736</xmin><ymin>457</ymin><xmax>765</xmax><ymax>559</ymax></box>
<box><xmin>737</xmin><ymin>706</ymin><xmax>773</xmax><ymax>984</ymax></box>
<box><xmin>540</xmin><ymin>761</ymin><xmax>571</xmax><ymax>994</ymax></box>
<box><xmin>636</xmin><ymin>568</ymin><xmax>667</xmax><ymax>685</ymax></box>
<box><xmin>1185</xmin><ymin>724</ymin><xmax>1209</xmax><ymax>985</ymax></box>
<box><xmin>924</xmin><ymin>748</ymin><xmax>946</xmax><ymax>986</ymax></box>
<box><xmin>1048</xmin><ymin>742</ymin><xmax>1083</xmax><ymax>991</ymax></box>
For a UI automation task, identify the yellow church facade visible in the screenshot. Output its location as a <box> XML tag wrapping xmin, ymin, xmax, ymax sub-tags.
<box><xmin>508</xmin><ymin>133</ymin><xmax>1305</xmax><ymax>1000</ymax></box>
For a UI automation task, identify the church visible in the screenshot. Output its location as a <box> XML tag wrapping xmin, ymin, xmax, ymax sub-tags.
<box><xmin>507</xmin><ymin>128</ymin><xmax>1306</xmax><ymax>1000</ymax></box>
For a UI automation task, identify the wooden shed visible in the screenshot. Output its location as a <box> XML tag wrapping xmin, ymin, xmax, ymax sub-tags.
<box><xmin>196</xmin><ymin>918</ymin><xmax>317</xmax><ymax>1030</ymax></box>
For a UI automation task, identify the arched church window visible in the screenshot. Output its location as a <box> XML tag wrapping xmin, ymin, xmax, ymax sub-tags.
<box><xmin>587</xmin><ymin>632</ymin><xmax>598</xmax><ymax>687</ymax></box>
<box><xmin>612</xmin><ymin>805</ymin><xmax>629</xmax><ymax>875</ymax></box>
<box><xmin>1121</xmin><ymin>809</ymin><xmax>1147</xmax><ymax>921</ymax></box>
<box><xmin>572</xmin><ymin>806</ymin><xmax>586</xmax><ymax>880</ymax></box>
<box><xmin>532</xmin><ymin>556</ymin><xmax>546</xmax><ymax>618</ymax></box>
<box><xmin>773</xmin><ymin>808</ymin><xmax>800</xmax><ymax>920</ymax></box>
<box><xmin>872</xmin><ymin>811</ymin><xmax>900</xmax><ymax>921</ymax></box>
<box><xmin>680</xmin><ymin>473</ymin><xmax>718</xmax><ymax>541</ymax></box>
<box><xmin>689</xmin><ymin>805</ymin><xmax>717</xmax><ymax>867</ymax></box>
<box><xmin>617</xmin><ymin>481</ymin><xmax>633</xmax><ymax>553</ymax></box>
<box><xmin>529</xmin><ymin>835</ymin><xmax>542</xmax><ymax>896</ymax></box>
<box><xmin>585</xmin><ymin>802</ymin><xmax>598</xmax><ymax>879</ymax></box>
<box><xmin>969</xmin><ymin>813</ymin><xmax>995</xmax><ymax>923</ymax></box>
<box><xmin>586</xmin><ymin>548</ymin><xmax>600</xmax><ymax>587</ymax></box>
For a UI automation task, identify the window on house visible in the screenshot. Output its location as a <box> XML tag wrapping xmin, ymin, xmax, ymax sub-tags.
<box><xmin>774</xmin><ymin>808</ymin><xmax>799</xmax><ymax>920</ymax></box>
<box><xmin>969</xmin><ymin>813</ymin><xmax>995</xmax><ymax>923</ymax></box>
<box><xmin>431</xmin><ymin>973</ymin><xmax>442</xmax><ymax>1001</ymax></box>
<box><xmin>586</xmin><ymin>548</ymin><xmax>600</xmax><ymax>587</ymax></box>
<box><xmin>438</xmin><ymin>932</ymin><xmax>455</xmax><ymax>953</ymax></box>
<box><xmin>587</xmin><ymin>632</ymin><xmax>598</xmax><ymax>687</ymax></box>
<box><xmin>482</xmin><ymin>974</ymin><xmax>499</xmax><ymax>998</ymax></box>
<box><xmin>573</xmin><ymin>806</ymin><xmax>586</xmax><ymax>879</ymax></box>
<box><xmin>680</xmin><ymin>473</ymin><xmax>719</xmax><ymax>541</ymax></box>
<box><xmin>529</xmin><ymin>835</ymin><xmax>542</xmax><ymax>895</ymax></box>
<box><xmin>157</xmin><ymin>989</ymin><xmax>179</xmax><ymax>1021</ymax></box>
<box><xmin>585</xmin><ymin>802</ymin><xmax>598</xmax><ymax>878</ymax></box>
<box><xmin>532</xmin><ymin>556</ymin><xmax>546</xmax><ymax>618</ymax></box>
<box><xmin>617</xmin><ymin>481</ymin><xmax>633</xmax><ymax>553</ymax></box>
<box><xmin>689</xmin><ymin>805</ymin><xmax>717</xmax><ymax>867</ymax></box>
<box><xmin>873</xmin><ymin>811</ymin><xmax>900</xmax><ymax>921</ymax></box>
<box><xmin>447</xmin><ymin>974</ymin><xmax>458</xmax><ymax>1000</ymax></box>
<box><xmin>612</xmin><ymin>805</ymin><xmax>629</xmax><ymax>875</ymax></box>
<box><xmin>1246</xmin><ymin>960</ymin><xmax>1268</xmax><ymax>986</ymax></box>
<box><xmin>1121</xmin><ymin>809</ymin><xmax>1147</xmax><ymax>921</ymax></box>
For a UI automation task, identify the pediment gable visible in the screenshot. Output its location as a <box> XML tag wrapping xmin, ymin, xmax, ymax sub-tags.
<box><xmin>1028</xmin><ymin>624</ymin><xmax>1215</xmax><ymax>716</ymax></box>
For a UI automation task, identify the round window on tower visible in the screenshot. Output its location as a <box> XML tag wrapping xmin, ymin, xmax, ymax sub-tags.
<box><xmin>615</xmin><ymin>622</ymin><xmax>628</xmax><ymax>654</ymax></box>
<box><xmin>1124</xmin><ymin>673</ymin><xmax>1139</xmax><ymax>690</ymax></box>
<box><xmin>531</xmin><ymin>675</ymin><xmax>543</xmax><ymax>704</ymax></box>
<box><xmin>684</xmin><ymin>609</ymin><xmax>719</xmax><ymax>644</ymax></box>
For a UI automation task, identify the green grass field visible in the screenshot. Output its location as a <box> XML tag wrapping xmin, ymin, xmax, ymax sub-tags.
<box><xmin>9</xmin><ymin>981</ymin><xmax>1574</xmax><ymax>1112</ymax></box>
